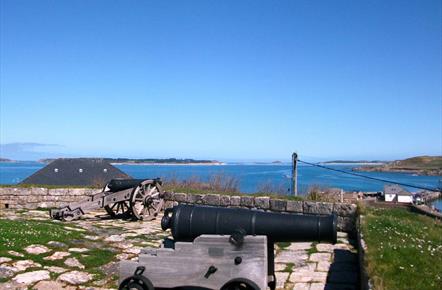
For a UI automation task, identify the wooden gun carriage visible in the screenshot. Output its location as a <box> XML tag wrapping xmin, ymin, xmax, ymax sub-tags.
<box><xmin>49</xmin><ymin>178</ymin><xmax>164</xmax><ymax>221</ymax></box>
<box><xmin>119</xmin><ymin>204</ymin><xmax>337</xmax><ymax>290</ymax></box>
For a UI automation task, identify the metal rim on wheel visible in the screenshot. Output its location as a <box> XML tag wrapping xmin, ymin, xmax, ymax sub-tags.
<box><xmin>130</xmin><ymin>181</ymin><xmax>164</xmax><ymax>220</ymax></box>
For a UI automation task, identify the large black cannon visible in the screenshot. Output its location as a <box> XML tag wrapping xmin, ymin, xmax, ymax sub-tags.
<box><xmin>119</xmin><ymin>204</ymin><xmax>337</xmax><ymax>290</ymax></box>
<box><xmin>161</xmin><ymin>204</ymin><xmax>337</xmax><ymax>243</ymax></box>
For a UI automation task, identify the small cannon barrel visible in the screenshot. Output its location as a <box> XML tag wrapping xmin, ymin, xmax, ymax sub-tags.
<box><xmin>161</xmin><ymin>204</ymin><xmax>337</xmax><ymax>243</ymax></box>
<box><xmin>105</xmin><ymin>178</ymin><xmax>161</xmax><ymax>192</ymax></box>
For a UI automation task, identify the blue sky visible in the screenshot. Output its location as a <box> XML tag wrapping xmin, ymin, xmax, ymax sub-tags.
<box><xmin>1</xmin><ymin>0</ymin><xmax>441</xmax><ymax>161</ymax></box>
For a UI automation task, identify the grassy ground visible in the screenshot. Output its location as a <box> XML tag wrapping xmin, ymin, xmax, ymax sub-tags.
<box><xmin>361</xmin><ymin>207</ymin><xmax>442</xmax><ymax>290</ymax></box>
<box><xmin>0</xmin><ymin>218</ymin><xmax>115</xmax><ymax>285</ymax></box>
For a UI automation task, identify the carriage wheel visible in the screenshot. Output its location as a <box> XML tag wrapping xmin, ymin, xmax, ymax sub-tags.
<box><xmin>221</xmin><ymin>278</ymin><xmax>260</xmax><ymax>290</ymax></box>
<box><xmin>119</xmin><ymin>275</ymin><xmax>154</xmax><ymax>290</ymax></box>
<box><xmin>104</xmin><ymin>201</ymin><xmax>132</xmax><ymax>218</ymax></box>
<box><xmin>130</xmin><ymin>181</ymin><xmax>164</xmax><ymax>221</ymax></box>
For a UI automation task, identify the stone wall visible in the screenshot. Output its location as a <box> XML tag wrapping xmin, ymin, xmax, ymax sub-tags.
<box><xmin>0</xmin><ymin>187</ymin><xmax>94</xmax><ymax>209</ymax></box>
<box><xmin>0</xmin><ymin>188</ymin><xmax>357</xmax><ymax>232</ymax></box>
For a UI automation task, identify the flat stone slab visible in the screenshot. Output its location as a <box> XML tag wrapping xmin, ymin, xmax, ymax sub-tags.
<box><xmin>44</xmin><ymin>251</ymin><xmax>71</xmax><ymax>260</ymax></box>
<box><xmin>275</xmin><ymin>250</ymin><xmax>308</xmax><ymax>264</ymax></box>
<box><xmin>0</xmin><ymin>257</ymin><xmax>12</xmax><ymax>264</ymax></box>
<box><xmin>316</xmin><ymin>261</ymin><xmax>331</xmax><ymax>272</ymax></box>
<box><xmin>24</xmin><ymin>244</ymin><xmax>50</xmax><ymax>255</ymax></box>
<box><xmin>47</xmin><ymin>241</ymin><xmax>67</xmax><ymax>248</ymax></box>
<box><xmin>310</xmin><ymin>283</ymin><xmax>326</xmax><ymax>290</ymax></box>
<box><xmin>316</xmin><ymin>243</ymin><xmax>334</xmax><ymax>253</ymax></box>
<box><xmin>0</xmin><ymin>281</ymin><xmax>28</xmax><ymax>289</ymax></box>
<box><xmin>309</xmin><ymin>253</ymin><xmax>331</xmax><ymax>262</ymax></box>
<box><xmin>64</xmin><ymin>257</ymin><xmax>84</xmax><ymax>269</ymax></box>
<box><xmin>44</xmin><ymin>266</ymin><xmax>68</xmax><ymax>274</ymax></box>
<box><xmin>8</xmin><ymin>250</ymin><xmax>24</xmax><ymax>257</ymax></box>
<box><xmin>337</xmin><ymin>232</ymin><xmax>348</xmax><ymax>238</ymax></box>
<box><xmin>275</xmin><ymin>263</ymin><xmax>287</xmax><ymax>271</ymax></box>
<box><xmin>68</xmin><ymin>248</ymin><xmax>89</xmax><ymax>253</ymax></box>
<box><xmin>63</xmin><ymin>226</ymin><xmax>86</xmax><ymax>232</ymax></box>
<box><xmin>0</xmin><ymin>266</ymin><xmax>16</xmax><ymax>279</ymax></box>
<box><xmin>287</xmin><ymin>242</ymin><xmax>312</xmax><ymax>251</ymax></box>
<box><xmin>12</xmin><ymin>260</ymin><xmax>42</xmax><ymax>272</ymax></box>
<box><xmin>124</xmin><ymin>246</ymin><xmax>142</xmax><ymax>255</ymax></box>
<box><xmin>105</xmin><ymin>234</ymin><xmax>125</xmax><ymax>242</ymax></box>
<box><xmin>296</xmin><ymin>262</ymin><xmax>317</xmax><ymax>272</ymax></box>
<box><xmin>290</xmin><ymin>271</ymin><xmax>327</xmax><ymax>283</ymax></box>
<box><xmin>13</xmin><ymin>270</ymin><xmax>50</xmax><ymax>284</ymax></box>
<box><xmin>57</xmin><ymin>270</ymin><xmax>93</xmax><ymax>285</ymax></box>
<box><xmin>275</xmin><ymin>271</ymin><xmax>289</xmax><ymax>289</ymax></box>
<box><xmin>84</xmin><ymin>235</ymin><xmax>101</xmax><ymax>240</ymax></box>
<box><xmin>32</xmin><ymin>280</ymin><xmax>75</xmax><ymax>290</ymax></box>
<box><xmin>293</xmin><ymin>283</ymin><xmax>310</xmax><ymax>290</ymax></box>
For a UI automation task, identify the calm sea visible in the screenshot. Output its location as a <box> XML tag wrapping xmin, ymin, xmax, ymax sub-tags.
<box><xmin>0</xmin><ymin>161</ymin><xmax>441</xmax><ymax>210</ymax></box>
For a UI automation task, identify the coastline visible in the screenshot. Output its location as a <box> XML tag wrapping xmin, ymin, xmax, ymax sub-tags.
<box><xmin>110</xmin><ymin>162</ymin><xmax>226</xmax><ymax>166</ymax></box>
<box><xmin>353</xmin><ymin>167</ymin><xmax>442</xmax><ymax>176</ymax></box>
<box><xmin>321</xmin><ymin>162</ymin><xmax>385</xmax><ymax>166</ymax></box>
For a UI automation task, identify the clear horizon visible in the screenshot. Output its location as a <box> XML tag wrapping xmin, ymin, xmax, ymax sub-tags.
<box><xmin>1</xmin><ymin>1</ymin><xmax>441</xmax><ymax>161</ymax></box>
<box><xmin>0</xmin><ymin>142</ymin><xmax>440</xmax><ymax>163</ymax></box>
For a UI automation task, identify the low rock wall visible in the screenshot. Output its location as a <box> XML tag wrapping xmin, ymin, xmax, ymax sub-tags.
<box><xmin>0</xmin><ymin>187</ymin><xmax>95</xmax><ymax>209</ymax></box>
<box><xmin>0</xmin><ymin>187</ymin><xmax>357</xmax><ymax>232</ymax></box>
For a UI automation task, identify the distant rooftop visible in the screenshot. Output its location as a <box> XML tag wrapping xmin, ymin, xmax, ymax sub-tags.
<box><xmin>384</xmin><ymin>184</ymin><xmax>412</xmax><ymax>196</ymax></box>
<box><xmin>21</xmin><ymin>158</ymin><xmax>131</xmax><ymax>187</ymax></box>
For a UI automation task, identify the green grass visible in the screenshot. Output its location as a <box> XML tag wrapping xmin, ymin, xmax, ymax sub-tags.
<box><xmin>0</xmin><ymin>218</ymin><xmax>116</xmax><ymax>284</ymax></box>
<box><xmin>276</xmin><ymin>242</ymin><xmax>291</xmax><ymax>249</ymax></box>
<box><xmin>0</xmin><ymin>219</ymin><xmax>83</xmax><ymax>256</ymax></box>
<box><xmin>78</xmin><ymin>248</ymin><xmax>115</xmax><ymax>268</ymax></box>
<box><xmin>307</xmin><ymin>242</ymin><xmax>318</xmax><ymax>255</ymax></box>
<box><xmin>361</xmin><ymin>207</ymin><xmax>442</xmax><ymax>290</ymax></box>
<box><xmin>283</xmin><ymin>262</ymin><xmax>294</xmax><ymax>272</ymax></box>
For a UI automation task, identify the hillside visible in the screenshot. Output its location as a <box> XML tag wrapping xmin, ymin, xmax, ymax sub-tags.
<box><xmin>354</xmin><ymin>156</ymin><xmax>442</xmax><ymax>176</ymax></box>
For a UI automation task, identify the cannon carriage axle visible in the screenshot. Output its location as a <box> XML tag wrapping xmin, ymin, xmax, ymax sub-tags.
<box><xmin>49</xmin><ymin>178</ymin><xmax>164</xmax><ymax>221</ymax></box>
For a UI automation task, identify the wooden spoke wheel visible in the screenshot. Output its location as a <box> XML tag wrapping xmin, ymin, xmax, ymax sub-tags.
<box><xmin>104</xmin><ymin>200</ymin><xmax>132</xmax><ymax>218</ymax></box>
<box><xmin>130</xmin><ymin>181</ymin><xmax>164</xmax><ymax>221</ymax></box>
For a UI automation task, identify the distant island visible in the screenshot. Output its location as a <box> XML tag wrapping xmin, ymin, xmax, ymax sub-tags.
<box><xmin>323</xmin><ymin>160</ymin><xmax>385</xmax><ymax>165</ymax></box>
<box><xmin>0</xmin><ymin>158</ymin><xmax>13</xmax><ymax>162</ymax></box>
<box><xmin>39</xmin><ymin>158</ymin><xmax>224</xmax><ymax>165</ymax></box>
<box><xmin>353</xmin><ymin>156</ymin><xmax>442</xmax><ymax>176</ymax></box>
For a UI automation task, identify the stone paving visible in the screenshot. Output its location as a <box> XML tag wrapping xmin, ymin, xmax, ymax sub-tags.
<box><xmin>0</xmin><ymin>209</ymin><xmax>358</xmax><ymax>290</ymax></box>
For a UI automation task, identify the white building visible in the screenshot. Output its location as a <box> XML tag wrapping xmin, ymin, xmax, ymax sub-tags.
<box><xmin>384</xmin><ymin>184</ymin><xmax>413</xmax><ymax>203</ymax></box>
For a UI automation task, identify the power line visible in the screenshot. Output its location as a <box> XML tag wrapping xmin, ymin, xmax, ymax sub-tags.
<box><xmin>297</xmin><ymin>159</ymin><xmax>441</xmax><ymax>192</ymax></box>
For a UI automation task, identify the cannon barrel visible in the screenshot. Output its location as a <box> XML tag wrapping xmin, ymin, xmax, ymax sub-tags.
<box><xmin>105</xmin><ymin>178</ymin><xmax>160</xmax><ymax>192</ymax></box>
<box><xmin>161</xmin><ymin>204</ymin><xmax>337</xmax><ymax>243</ymax></box>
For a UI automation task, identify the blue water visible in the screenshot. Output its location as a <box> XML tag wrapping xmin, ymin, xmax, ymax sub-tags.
<box><xmin>431</xmin><ymin>199</ymin><xmax>442</xmax><ymax>211</ymax></box>
<box><xmin>1</xmin><ymin>161</ymin><xmax>441</xmax><ymax>194</ymax></box>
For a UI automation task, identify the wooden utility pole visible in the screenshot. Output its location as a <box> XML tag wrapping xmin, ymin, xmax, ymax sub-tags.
<box><xmin>291</xmin><ymin>153</ymin><xmax>298</xmax><ymax>196</ymax></box>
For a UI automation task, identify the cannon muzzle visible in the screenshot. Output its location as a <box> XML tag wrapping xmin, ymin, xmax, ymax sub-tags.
<box><xmin>161</xmin><ymin>204</ymin><xmax>337</xmax><ymax>243</ymax></box>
